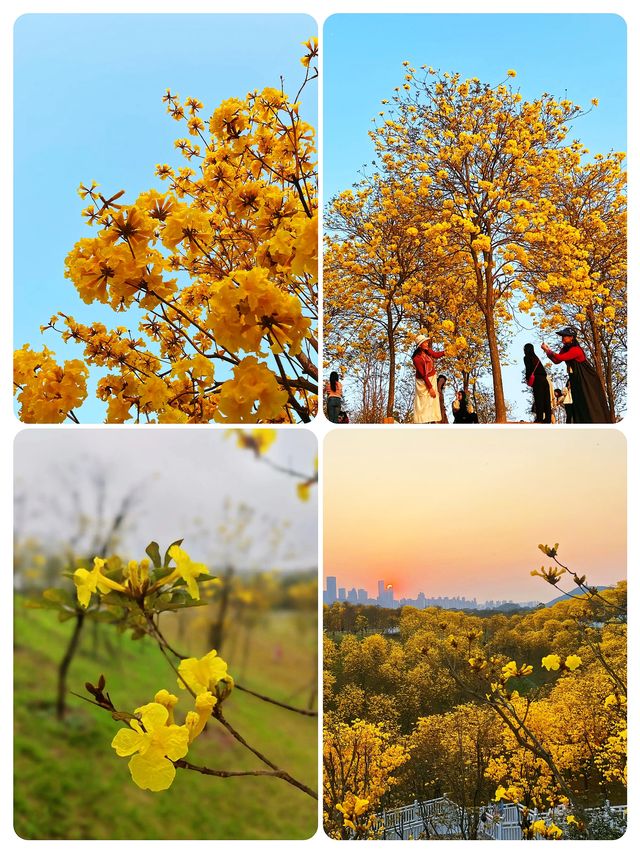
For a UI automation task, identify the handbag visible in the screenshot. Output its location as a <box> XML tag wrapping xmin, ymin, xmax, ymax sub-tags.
<box><xmin>526</xmin><ymin>358</ymin><xmax>540</xmax><ymax>387</ymax></box>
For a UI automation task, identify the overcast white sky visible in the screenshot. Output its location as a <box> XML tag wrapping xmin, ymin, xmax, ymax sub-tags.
<box><xmin>14</xmin><ymin>428</ymin><xmax>317</xmax><ymax>571</ymax></box>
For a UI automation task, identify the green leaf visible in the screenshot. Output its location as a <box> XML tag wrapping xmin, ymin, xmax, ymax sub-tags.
<box><xmin>43</xmin><ymin>587</ymin><xmax>73</xmax><ymax>605</ymax></box>
<box><xmin>23</xmin><ymin>599</ymin><xmax>50</xmax><ymax>610</ymax></box>
<box><xmin>89</xmin><ymin>610</ymin><xmax>120</xmax><ymax>623</ymax></box>
<box><xmin>58</xmin><ymin>610</ymin><xmax>75</xmax><ymax>622</ymax></box>
<box><xmin>145</xmin><ymin>541</ymin><xmax>162</xmax><ymax>569</ymax></box>
<box><xmin>157</xmin><ymin>598</ymin><xmax>208</xmax><ymax>611</ymax></box>
<box><xmin>163</xmin><ymin>539</ymin><xmax>184</xmax><ymax>568</ymax></box>
<box><xmin>100</xmin><ymin>591</ymin><xmax>131</xmax><ymax>607</ymax></box>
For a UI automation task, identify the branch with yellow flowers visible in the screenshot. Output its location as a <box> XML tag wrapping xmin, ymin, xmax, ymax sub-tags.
<box><xmin>232</xmin><ymin>429</ymin><xmax>318</xmax><ymax>501</ymax></box>
<box><xmin>79</xmin><ymin>674</ymin><xmax>317</xmax><ymax>798</ymax></box>
<box><xmin>36</xmin><ymin>536</ymin><xmax>317</xmax><ymax>799</ymax></box>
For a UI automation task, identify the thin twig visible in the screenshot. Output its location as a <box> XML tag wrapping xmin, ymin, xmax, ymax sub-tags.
<box><xmin>235</xmin><ymin>683</ymin><xmax>317</xmax><ymax>717</ymax></box>
<box><xmin>214</xmin><ymin>709</ymin><xmax>318</xmax><ymax>799</ymax></box>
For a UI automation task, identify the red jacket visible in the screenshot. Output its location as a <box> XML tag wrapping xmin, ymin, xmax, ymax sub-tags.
<box><xmin>413</xmin><ymin>348</ymin><xmax>444</xmax><ymax>389</ymax></box>
<box><xmin>546</xmin><ymin>344</ymin><xmax>586</xmax><ymax>364</ymax></box>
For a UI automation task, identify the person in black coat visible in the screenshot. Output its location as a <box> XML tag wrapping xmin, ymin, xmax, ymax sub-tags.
<box><xmin>542</xmin><ymin>327</ymin><xmax>611</xmax><ymax>423</ymax></box>
<box><xmin>523</xmin><ymin>343</ymin><xmax>551</xmax><ymax>424</ymax></box>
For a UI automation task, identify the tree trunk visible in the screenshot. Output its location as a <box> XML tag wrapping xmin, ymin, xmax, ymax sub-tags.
<box><xmin>587</xmin><ymin>306</ymin><xmax>614</xmax><ymax>422</ymax></box>
<box><xmin>605</xmin><ymin>359</ymin><xmax>616</xmax><ymax>422</ymax></box>
<box><xmin>485</xmin><ymin>313</ymin><xmax>506</xmax><ymax>423</ymax></box>
<box><xmin>56</xmin><ymin>611</ymin><xmax>85</xmax><ymax>720</ymax></box>
<box><xmin>209</xmin><ymin>567</ymin><xmax>233</xmax><ymax>653</ymax></box>
<box><xmin>386</xmin><ymin>303</ymin><xmax>396</xmax><ymax>419</ymax></box>
<box><xmin>586</xmin><ymin>307</ymin><xmax>605</xmax><ymax>382</ymax></box>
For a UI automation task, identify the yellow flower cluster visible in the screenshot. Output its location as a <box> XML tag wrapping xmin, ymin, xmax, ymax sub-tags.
<box><xmin>336</xmin><ymin>792</ymin><xmax>371</xmax><ymax>833</ymax></box>
<box><xmin>72</xmin><ymin>547</ymin><xmax>211</xmax><ymax>609</ymax></box>
<box><xmin>14</xmin><ymin>345</ymin><xmax>88</xmax><ymax>423</ymax></box>
<box><xmin>111</xmin><ymin>688</ymin><xmax>217</xmax><ymax>791</ymax></box>
<box><xmin>15</xmin><ymin>43</ymin><xmax>319</xmax><ymax>424</ymax></box>
<box><xmin>531</xmin><ymin>819</ymin><xmax>563</xmax><ymax>839</ymax></box>
<box><xmin>501</xmin><ymin>660</ymin><xmax>534</xmax><ymax>680</ymax></box>
<box><xmin>541</xmin><ymin>653</ymin><xmax>582</xmax><ymax>672</ymax></box>
<box><xmin>177</xmin><ymin>649</ymin><xmax>234</xmax><ymax>699</ymax></box>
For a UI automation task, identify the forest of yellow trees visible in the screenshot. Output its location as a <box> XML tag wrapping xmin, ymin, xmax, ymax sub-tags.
<box><xmin>323</xmin><ymin>567</ymin><xmax>626</xmax><ymax>840</ymax></box>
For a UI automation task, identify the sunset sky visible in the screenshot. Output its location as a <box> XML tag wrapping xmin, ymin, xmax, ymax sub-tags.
<box><xmin>324</xmin><ymin>429</ymin><xmax>626</xmax><ymax>604</ymax></box>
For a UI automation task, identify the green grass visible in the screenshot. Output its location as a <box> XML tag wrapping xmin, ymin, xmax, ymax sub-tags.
<box><xmin>14</xmin><ymin>600</ymin><xmax>318</xmax><ymax>839</ymax></box>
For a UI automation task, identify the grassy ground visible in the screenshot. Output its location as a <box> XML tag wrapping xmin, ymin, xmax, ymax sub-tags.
<box><xmin>14</xmin><ymin>600</ymin><xmax>317</xmax><ymax>839</ymax></box>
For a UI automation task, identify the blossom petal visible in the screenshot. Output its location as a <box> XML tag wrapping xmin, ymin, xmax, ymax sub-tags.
<box><xmin>161</xmin><ymin>725</ymin><xmax>190</xmax><ymax>761</ymax></box>
<box><xmin>129</xmin><ymin>751</ymin><xmax>176</xmax><ymax>791</ymax></box>
<box><xmin>135</xmin><ymin>702</ymin><xmax>169</xmax><ymax>732</ymax></box>
<box><xmin>112</xmin><ymin>727</ymin><xmax>145</xmax><ymax>757</ymax></box>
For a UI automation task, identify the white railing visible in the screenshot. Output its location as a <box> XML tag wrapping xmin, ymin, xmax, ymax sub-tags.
<box><xmin>480</xmin><ymin>801</ymin><xmax>627</xmax><ymax>841</ymax></box>
<box><xmin>374</xmin><ymin>797</ymin><xmax>476</xmax><ymax>840</ymax></box>
<box><xmin>373</xmin><ymin>798</ymin><xmax>626</xmax><ymax>840</ymax></box>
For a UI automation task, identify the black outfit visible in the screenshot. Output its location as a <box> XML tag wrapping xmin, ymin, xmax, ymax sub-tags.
<box><xmin>452</xmin><ymin>394</ymin><xmax>478</xmax><ymax>424</ymax></box>
<box><xmin>569</xmin><ymin>361</ymin><xmax>610</xmax><ymax>423</ymax></box>
<box><xmin>564</xmin><ymin>388</ymin><xmax>575</xmax><ymax>424</ymax></box>
<box><xmin>524</xmin><ymin>353</ymin><xmax>551</xmax><ymax>424</ymax></box>
<box><xmin>547</xmin><ymin>344</ymin><xmax>611</xmax><ymax>424</ymax></box>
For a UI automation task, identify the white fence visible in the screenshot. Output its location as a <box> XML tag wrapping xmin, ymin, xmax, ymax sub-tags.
<box><xmin>373</xmin><ymin>798</ymin><xmax>626</xmax><ymax>840</ymax></box>
<box><xmin>373</xmin><ymin>797</ymin><xmax>489</xmax><ymax>840</ymax></box>
<box><xmin>481</xmin><ymin>802</ymin><xmax>627</xmax><ymax>840</ymax></box>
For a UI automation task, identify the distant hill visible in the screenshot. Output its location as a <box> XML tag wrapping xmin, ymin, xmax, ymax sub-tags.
<box><xmin>544</xmin><ymin>586</ymin><xmax>611</xmax><ymax>608</ymax></box>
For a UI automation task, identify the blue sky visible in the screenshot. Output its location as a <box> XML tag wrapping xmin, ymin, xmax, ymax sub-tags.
<box><xmin>324</xmin><ymin>13</ymin><xmax>627</xmax><ymax>419</ymax></box>
<box><xmin>14</xmin><ymin>13</ymin><xmax>317</xmax><ymax>422</ymax></box>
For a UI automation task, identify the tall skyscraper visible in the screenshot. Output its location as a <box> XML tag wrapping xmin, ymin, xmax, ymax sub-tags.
<box><xmin>326</xmin><ymin>576</ymin><xmax>337</xmax><ymax>604</ymax></box>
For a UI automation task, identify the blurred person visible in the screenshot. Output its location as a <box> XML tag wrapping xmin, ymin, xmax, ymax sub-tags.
<box><xmin>436</xmin><ymin>374</ymin><xmax>449</xmax><ymax>424</ymax></box>
<box><xmin>552</xmin><ymin>388</ymin><xmax>567</xmax><ymax>424</ymax></box>
<box><xmin>562</xmin><ymin>382</ymin><xmax>575</xmax><ymax>423</ymax></box>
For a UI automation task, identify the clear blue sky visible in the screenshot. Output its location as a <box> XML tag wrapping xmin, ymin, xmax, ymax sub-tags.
<box><xmin>324</xmin><ymin>14</ymin><xmax>627</xmax><ymax>419</ymax></box>
<box><xmin>14</xmin><ymin>13</ymin><xmax>317</xmax><ymax>422</ymax></box>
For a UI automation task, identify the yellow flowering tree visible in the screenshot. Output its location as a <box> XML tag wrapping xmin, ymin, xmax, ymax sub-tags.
<box><xmin>325</xmin><ymin>174</ymin><xmax>452</xmax><ymax>418</ymax></box>
<box><xmin>14</xmin><ymin>40</ymin><xmax>318</xmax><ymax>424</ymax></box>
<box><xmin>323</xmin><ymin>717</ymin><xmax>409</xmax><ymax>839</ymax></box>
<box><xmin>398</xmin><ymin>704</ymin><xmax>502</xmax><ymax>838</ymax></box>
<box><xmin>324</xmin><ymin>171</ymin><xmax>493</xmax><ymax>420</ymax></box>
<box><xmin>324</xmin><ymin>543</ymin><xmax>626</xmax><ymax>839</ymax></box>
<box><xmin>367</xmin><ymin>65</ymin><xmax>617</xmax><ymax>421</ymax></box>
<box><xmin>522</xmin><ymin>151</ymin><xmax>626</xmax><ymax>419</ymax></box>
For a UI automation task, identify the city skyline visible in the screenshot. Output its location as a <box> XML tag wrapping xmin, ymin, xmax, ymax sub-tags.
<box><xmin>324</xmin><ymin>575</ymin><xmax>540</xmax><ymax>611</ymax></box>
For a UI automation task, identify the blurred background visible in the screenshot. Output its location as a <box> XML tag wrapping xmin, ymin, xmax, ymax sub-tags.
<box><xmin>14</xmin><ymin>428</ymin><xmax>318</xmax><ymax>839</ymax></box>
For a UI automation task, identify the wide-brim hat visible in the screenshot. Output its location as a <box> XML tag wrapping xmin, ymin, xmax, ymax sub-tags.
<box><xmin>556</xmin><ymin>326</ymin><xmax>578</xmax><ymax>338</ymax></box>
<box><xmin>414</xmin><ymin>334</ymin><xmax>429</xmax><ymax>347</ymax></box>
